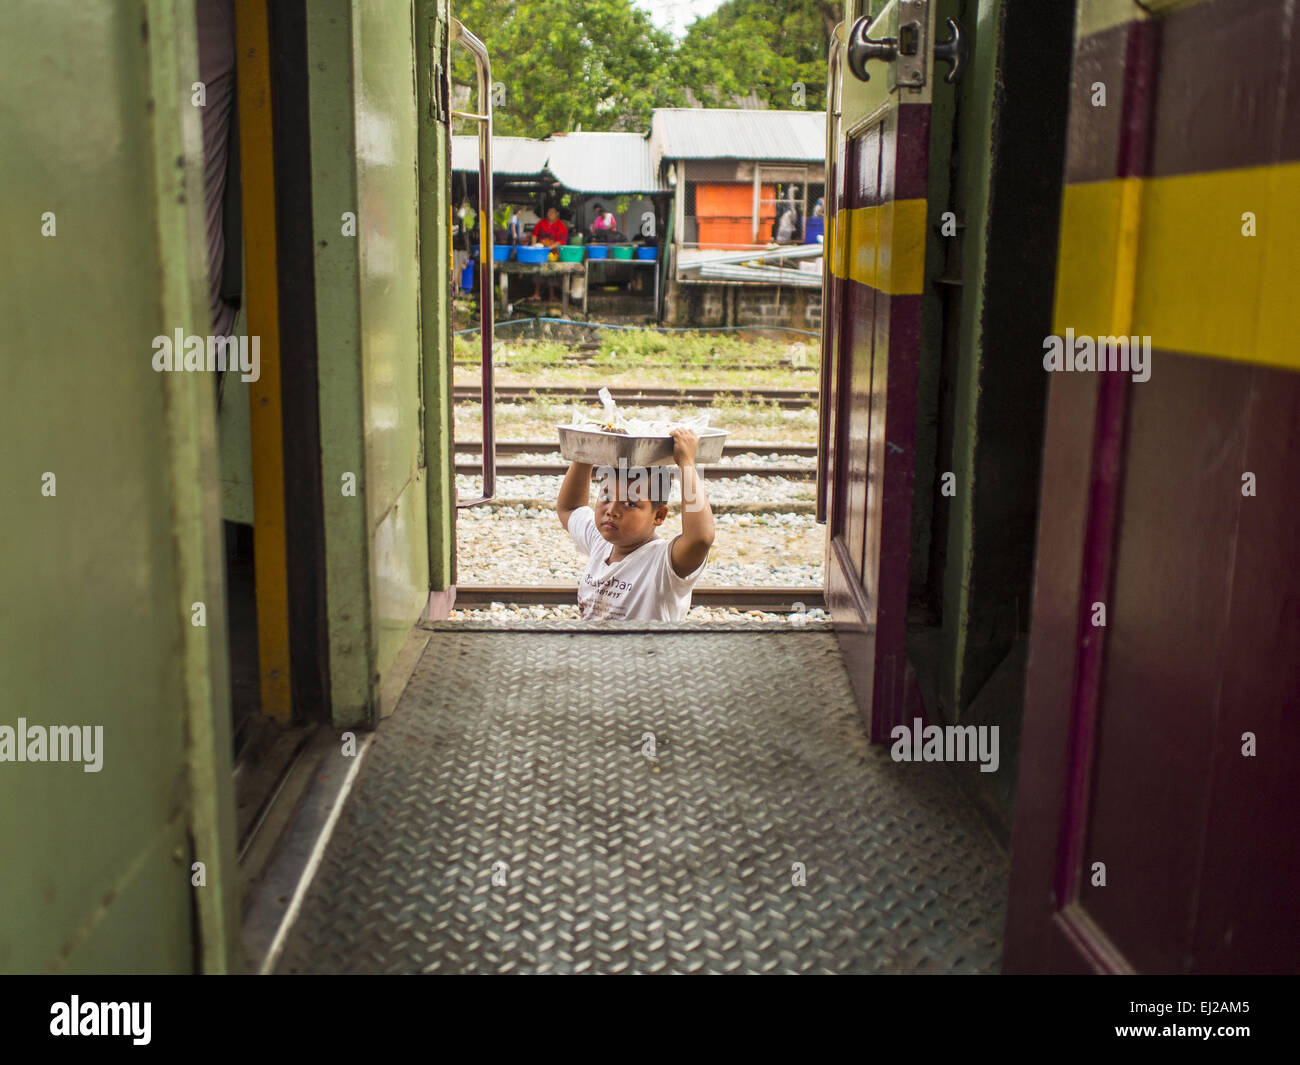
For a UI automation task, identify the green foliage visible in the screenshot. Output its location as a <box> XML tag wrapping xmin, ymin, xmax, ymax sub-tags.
<box><xmin>449</xmin><ymin>0</ymin><xmax>836</xmax><ymax>140</ymax></box>
<box><xmin>597</xmin><ymin>329</ymin><xmax>797</xmax><ymax>365</ymax></box>
<box><xmin>674</xmin><ymin>0</ymin><xmax>839</xmax><ymax>112</ymax></box>
<box><xmin>451</xmin><ymin>0</ymin><xmax>682</xmax><ymax>138</ymax></box>
<box><xmin>452</xmin><ymin>332</ymin><xmax>816</xmax><ymax>382</ymax></box>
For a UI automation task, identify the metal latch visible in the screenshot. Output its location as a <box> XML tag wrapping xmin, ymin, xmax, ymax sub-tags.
<box><xmin>846</xmin><ymin>0</ymin><xmax>964</xmax><ymax>90</ymax></box>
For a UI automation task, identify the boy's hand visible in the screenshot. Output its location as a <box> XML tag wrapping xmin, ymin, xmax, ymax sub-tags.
<box><xmin>670</xmin><ymin>427</ymin><xmax>700</xmax><ymax>468</ymax></box>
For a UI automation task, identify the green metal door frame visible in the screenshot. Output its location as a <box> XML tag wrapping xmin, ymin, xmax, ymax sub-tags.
<box><xmin>418</xmin><ymin>0</ymin><xmax>457</xmax><ymax>603</ymax></box>
<box><xmin>308</xmin><ymin>0</ymin><xmax>453</xmax><ymax>728</ymax></box>
<box><xmin>3</xmin><ymin>0</ymin><xmax>239</xmax><ymax>973</ymax></box>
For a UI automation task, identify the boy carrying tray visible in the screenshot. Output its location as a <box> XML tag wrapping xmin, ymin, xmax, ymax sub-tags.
<box><xmin>556</xmin><ymin>428</ymin><xmax>715</xmax><ymax>622</ymax></box>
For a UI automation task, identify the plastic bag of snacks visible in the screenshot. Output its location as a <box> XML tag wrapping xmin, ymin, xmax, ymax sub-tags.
<box><xmin>569</xmin><ymin>386</ymin><xmax>712</xmax><ymax>435</ymax></box>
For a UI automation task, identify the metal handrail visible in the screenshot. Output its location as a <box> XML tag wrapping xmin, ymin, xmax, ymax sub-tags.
<box><xmin>816</xmin><ymin>23</ymin><xmax>844</xmax><ymax>526</ymax></box>
<box><xmin>451</xmin><ymin>19</ymin><xmax>495</xmax><ymax>507</ymax></box>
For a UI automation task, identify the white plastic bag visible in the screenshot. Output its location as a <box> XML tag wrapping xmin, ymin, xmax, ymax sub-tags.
<box><xmin>575</xmin><ymin>388</ymin><xmax>711</xmax><ymax>436</ymax></box>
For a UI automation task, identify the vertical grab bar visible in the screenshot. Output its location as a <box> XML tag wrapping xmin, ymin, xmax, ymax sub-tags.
<box><xmin>815</xmin><ymin>24</ymin><xmax>844</xmax><ymax>525</ymax></box>
<box><xmin>451</xmin><ymin>19</ymin><xmax>495</xmax><ymax>507</ymax></box>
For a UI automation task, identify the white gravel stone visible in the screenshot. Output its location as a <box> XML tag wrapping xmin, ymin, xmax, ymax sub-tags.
<box><xmin>461</xmin><ymin>449</ymin><xmax>816</xmax><ymax>470</ymax></box>
<box><xmin>454</xmin><ymin>503</ymin><xmax>824</xmax><ymax>588</ymax></box>
<box><xmin>457</xmin><ymin>471</ymin><xmax>813</xmax><ymax>507</ymax></box>
<box><xmin>446</xmin><ymin>604</ymin><xmax>833</xmax><ymax>626</ymax></box>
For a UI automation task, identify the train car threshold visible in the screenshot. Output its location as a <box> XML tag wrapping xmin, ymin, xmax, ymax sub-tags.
<box><xmin>245</xmin><ymin>627</ymin><xmax>1008</xmax><ymax>974</ymax></box>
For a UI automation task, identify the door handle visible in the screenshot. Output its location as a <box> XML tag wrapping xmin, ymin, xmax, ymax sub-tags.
<box><xmin>934</xmin><ymin>18</ymin><xmax>963</xmax><ymax>83</ymax></box>
<box><xmin>450</xmin><ymin>19</ymin><xmax>495</xmax><ymax>507</ymax></box>
<box><xmin>846</xmin><ymin>14</ymin><xmax>900</xmax><ymax>83</ymax></box>
<box><xmin>846</xmin><ymin>5</ymin><xmax>965</xmax><ymax>88</ymax></box>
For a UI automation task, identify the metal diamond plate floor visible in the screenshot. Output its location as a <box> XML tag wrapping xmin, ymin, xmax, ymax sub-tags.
<box><xmin>275</xmin><ymin>631</ymin><xmax>1008</xmax><ymax>974</ymax></box>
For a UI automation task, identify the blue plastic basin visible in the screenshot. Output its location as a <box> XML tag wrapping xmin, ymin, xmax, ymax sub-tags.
<box><xmin>586</xmin><ymin>245</ymin><xmax>609</xmax><ymax>259</ymax></box>
<box><xmin>635</xmin><ymin>246</ymin><xmax>658</xmax><ymax>261</ymax></box>
<box><xmin>515</xmin><ymin>245</ymin><xmax>549</xmax><ymax>264</ymax></box>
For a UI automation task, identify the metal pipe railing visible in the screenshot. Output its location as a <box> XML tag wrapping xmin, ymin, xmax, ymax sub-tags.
<box><xmin>450</xmin><ymin>19</ymin><xmax>495</xmax><ymax>507</ymax></box>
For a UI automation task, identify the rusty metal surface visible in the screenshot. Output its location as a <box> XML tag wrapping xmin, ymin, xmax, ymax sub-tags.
<box><xmin>276</xmin><ymin>631</ymin><xmax>1007</xmax><ymax>973</ymax></box>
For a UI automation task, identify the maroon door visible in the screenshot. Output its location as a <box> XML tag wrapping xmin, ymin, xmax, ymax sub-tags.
<box><xmin>1004</xmin><ymin>0</ymin><xmax>1300</xmax><ymax>973</ymax></box>
<box><xmin>820</xmin><ymin>2</ymin><xmax>936</xmax><ymax>742</ymax></box>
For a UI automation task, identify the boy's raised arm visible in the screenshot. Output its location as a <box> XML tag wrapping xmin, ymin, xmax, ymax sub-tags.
<box><xmin>669</xmin><ymin>430</ymin><xmax>715</xmax><ymax>579</ymax></box>
<box><xmin>557</xmin><ymin>460</ymin><xmax>593</xmax><ymax>531</ymax></box>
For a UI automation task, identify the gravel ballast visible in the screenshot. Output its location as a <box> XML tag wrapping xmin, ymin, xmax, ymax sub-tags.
<box><xmin>455</xmin><ymin>502</ymin><xmax>824</xmax><ymax>588</ymax></box>
<box><xmin>457</xmin><ymin>468</ymin><xmax>815</xmax><ymax>508</ymax></box>
<box><xmin>444</xmin><ymin>602</ymin><xmax>833</xmax><ymax>628</ymax></box>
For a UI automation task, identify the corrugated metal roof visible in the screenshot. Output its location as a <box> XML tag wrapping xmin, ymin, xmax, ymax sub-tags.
<box><xmin>451</xmin><ymin>135</ymin><xmax>549</xmax><ymax>176</ymax></box>
<box><xmin>451</xmin><ymin>132</ymin><xmax>666</xmax><ymax>194</ymax></box>
<box><xmin>649</xmin><ymin>109</ymin><xmax>826</xmax><ymax>163</ymax></box>
<box><xmin>545</xmin><ymin>132</ymin><xmax>666</xmax><ymax>193</ymax></box>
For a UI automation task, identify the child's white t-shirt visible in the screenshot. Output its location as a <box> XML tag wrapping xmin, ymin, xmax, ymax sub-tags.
<box><xmin>566</xmin><ymin>506</ymin><xmax>709</xmax><ymax>621</ymax></box>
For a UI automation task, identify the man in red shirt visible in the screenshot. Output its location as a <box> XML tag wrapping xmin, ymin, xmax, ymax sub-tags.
<box><xmin>531</xmin><ymin>206</ymin><xmax>569</xmax><ymax>248</ymax></box>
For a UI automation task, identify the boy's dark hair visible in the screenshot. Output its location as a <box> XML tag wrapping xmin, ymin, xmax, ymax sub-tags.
<box><xmin>594</xmin><ymin>465</ymin><xmax>673</xmax><ymax>509</ymax></box>
<box><xmin>640</xmin><ymin>466</ymin><xmax>673</xmax><ymax>509</ymax></box>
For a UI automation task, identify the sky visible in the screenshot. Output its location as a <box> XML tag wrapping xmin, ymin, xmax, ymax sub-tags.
<box><xmin>633</xmin><ymin>0</ymin><xmax>727</xmax><ymax>37</ymax></box>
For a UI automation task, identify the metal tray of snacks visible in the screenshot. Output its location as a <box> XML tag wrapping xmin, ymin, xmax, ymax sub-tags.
<box><xmin>556</xmin><ymin>425</ymin><xmax>729</xmax><ymax>466</ymax></box>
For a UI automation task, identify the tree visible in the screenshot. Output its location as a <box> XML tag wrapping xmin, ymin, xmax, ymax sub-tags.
<box><xmin>674</xmin><ymin>0</ymin><xmax>836</xmax><ymax>112</ymax></box>
<box><xmin>448</xmin><ymin>0</ymin><xmax>835</xmax><ymax>140</ymax></box>
<box><xmin>451</xmin><ymin>0</ymin><xmax>683</xmax><ymax>138</ymax></box>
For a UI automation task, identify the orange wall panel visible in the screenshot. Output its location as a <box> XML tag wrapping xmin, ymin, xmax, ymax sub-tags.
<box><xmin>696</xmin><ymin>183</ymin><xmax>776</xmax><ymax>248</ymax></box>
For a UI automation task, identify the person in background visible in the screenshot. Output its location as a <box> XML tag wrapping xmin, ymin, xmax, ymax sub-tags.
<box><xmin>590</xmin><ymin>203</ymin><xmax>617</xmax><ymax>243</ymax></box>
<box><xmin>529</xmin><ymin>205</ymin><xmax>569</xmax><ymax>303</ymax></box>
<box><xmin>531</xmin><ymin>205</ymin><xmax>568</xmax><ymax>248</ymax></box>
<box><xmin>775</xmin><ymin>200</ymin><xmax>799</xmax><ymax>244</ymax></box>
<box><xmin>508</xmin><ymin>207</ymin><xmax>524</xmax><ymax>245</ymax></box>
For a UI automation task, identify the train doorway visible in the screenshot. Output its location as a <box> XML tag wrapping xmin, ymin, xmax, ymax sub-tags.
<box><xmin>443</xmin><ymin>37</ymin><xmax>827</xmax><ymax>629</ymax></box>
<box><xmin>210</xmin><ymin>0</ymin><xmax>338</xmax><ymax>906</ymax></box>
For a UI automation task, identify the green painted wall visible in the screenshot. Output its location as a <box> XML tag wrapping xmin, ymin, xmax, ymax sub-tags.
<box><xmin>353</xmin><ymin>0</ymin><xmax>431</xmax><ymax>684</ymax></box>
<box><xmin>417</xmin><ymin>0</ymin><xmax>456</xmax><ymax>592</ymax></box>
<box><xmin>939</xmin><ymin>0</ymin><xmax>1003</xmax><ymax>717</ymax></box>
<box><xmin>1</xmin><ymin>0</ymin><xmax>238</xmax><ymax>973</ymax></box>
<box><xmin>910</xmin><ymin>0</ymin><xmax>962</xmax><ymax>602</ymax></box>
<box><xmin>308</xmin><ymin>1</ymin><xmax>377</xmax><ymax>725</ymax></box>
<box><xmin>938</xmin><ymin>0</ymin><xmax>1070</xmax><ymax>719</ymax></box>
<box><xmin>310</xmin><ymin>0</ymin><xmax>444</xmax><ymax>726</ymax></box>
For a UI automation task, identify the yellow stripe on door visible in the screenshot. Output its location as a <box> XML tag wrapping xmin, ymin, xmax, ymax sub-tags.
<box><xmin>828</xmin><ymin>199</ymin><xmax>927</xmax><ymax>296</ymax></box>
<box><xmin>1055</xmin><ymin>162</ymin><xmax>1300</xmax><ymax>371</ymax></box>
<box><xmin>236</xmin><ymin>0</ymin><xmax>292</xmax><ymax>720</ymax></box>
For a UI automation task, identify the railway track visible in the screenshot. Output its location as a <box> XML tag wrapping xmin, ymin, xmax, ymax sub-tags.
<box><xmin>455</xmin><ymin>360</ymin><xmax>818</xmax><ymax>373</ymax></box>
<box><xmin>453</xmin><ymin>384</ymin><xmax>817</xmax><ymax>409</ymax></box>
<box><xmin>452</xmin><ymin>585</ymin><xmax>825</xmax><ymax>611</ymax></box>
<box><xmin>456</xmin><ymin>439</ymin><xmax>818</xmax><ymax>458</ymax></box>
<box><xmin>455</xmin><ymin>460</ymin><xmax>813</xmax><ymax>480</ymax></box>
<box><xmin>455</xmin><ymin>496</ymin><xmax>815</xmax><ymax>515</ymax></box>
<box><xmin>454</xmin><ymin>440</ymin><xmax>817</xmax><ymax>481</ymax></box>
<box><xmin>458</xmin><ymin>439</ymin><xmax>818</xmax><ymax>457</ymax></box>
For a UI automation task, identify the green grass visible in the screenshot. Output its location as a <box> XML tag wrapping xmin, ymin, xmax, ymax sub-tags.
<box><xmin>454</xmin><ymin>329</ymin><xmax>819</xmax><ymax>371</ymax></box>
<box><xmin>454</xmin><ymin>330</ymin><xmax>821</xmax><ymax>393</ymax></box>
<box><xmin>592</xmin><ymin>329</ymin><xmax>804</xmax><ymax>367</ymax></box>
